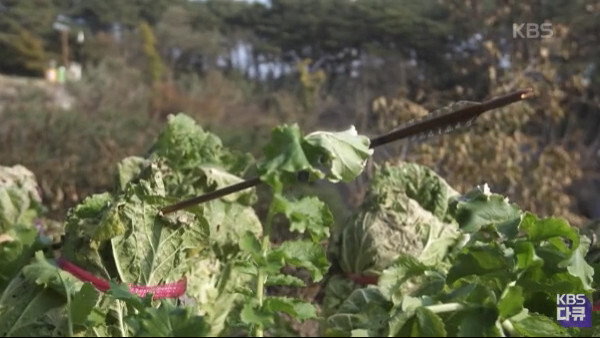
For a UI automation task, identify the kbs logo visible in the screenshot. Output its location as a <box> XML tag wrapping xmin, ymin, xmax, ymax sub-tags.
<box><xmin>512</xmin><ymin>23</ymin><xmax>553</xmax><ymax>39</ymax></box>
<box><xmin>556</xmin><ymin>294</ymin><xmax>591</xmax><ymax>328</ymax></box>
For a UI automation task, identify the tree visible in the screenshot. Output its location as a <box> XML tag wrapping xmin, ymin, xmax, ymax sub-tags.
<box><xmin>0</xmin><ymin>29</ymin><xmax>46</xmax><ymax>76</ymax></box>
<box><xmin>0</xmin><ymin>0</ymin><xmax>57</xmax><ymax>76</ymax></box>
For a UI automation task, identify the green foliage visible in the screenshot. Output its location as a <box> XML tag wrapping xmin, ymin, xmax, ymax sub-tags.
<box><xmin>0</xmin><ymin>165</ymin><xmax>46</xmax><ymax>289</ymax></box>
<box><xmin>257</xmin><ymin>124</ymin><xmax>372</xmax><ymax>191</ymax></box>
<box><xmin>1</xmin><ymin>1</ymin><xmax>599</xmax><ymax>336</ymax></box>
<box><xmin>1</xmin><ymin>112</ymin><xmax>599</xmax><ymax>337</ymax></box>
<box><xmin>323</xmin><ymin>165</ymin><xmax>595</xmax><ymax>337</ymax></box>
<box><xmin>139</xmin><ymin>21</ymin><xmax>164</xmax><ymax>85</ymax></box>
<box><xmin>0</xmin><ymin>0</ymin><xmax>55</xmax><ymax>76</ymax></box>
<box><xmin>328</xmin><ymin>163</ymin><xmax>461</xmax><ymax>278</ymax></box>
<box><xmin>109</xmin><ymin>283</ymin><xmax>210</xmax><ymax>337</ymax></box>
<box><xmin>0</xmin><ymin>114</ymin><xmax>262</xmax><ymax>337</ymax></box>
<box><xmin>234</xmin><ymin>120</ymin><xmax>373</xmax><ymax>336</ymax></box>
<box><xmin>0</xmin><ymin>29</ymin><xmax>46</xmax><ymax>76</ymax></box>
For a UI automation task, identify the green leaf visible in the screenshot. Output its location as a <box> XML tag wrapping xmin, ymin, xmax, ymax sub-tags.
<box><xmin>378</xmin><ymin>254</ymin><xmax>434</xmax><ymax>304</ymax></box>
<box><xmin>0</xmin><ymin>226</ymin><xmax>37</xmax><ymax>289</ymax></box>
<box><xmin>511</xmin><ymin>313</ymin><xmax>568</xmax><ymax>337</ymax></box>
<box><xmin>447</xmin><ymin>244</ymin><xmax>514</xmax><ymax>284</ymax></box>
<box><xmin>0</xmin><ymin>165</ymin><xmax>44</xmax><ymax>287</ymax></box>
<box><xmin>519</xmin><ymin>213</ymin><xmax>579</xmax><ymax>253</ymax></box>
<box><xmin>351</xmin><ymin>328</ymin><xmax>371</xmax><ymax>337</ymax></box>
<box><xmin>92</xmin><ymin>203</ymin><xmax>127</xmax><ymax>243</ymax></box>
<box><xmin>453</xmin><ymin>308</ymin><xmax>501</xmax><ymax>337</ymax></box>
<box><xmin>150</xmin><ymin>113</ymin><xmax>253</xmax><ymax>175</ymax></box>
<box><xmin>72</xmin><ymin>192</ymin><xmax>112</xmax><ymax>218</ymax></box>
<box><xmin>331</xmin><ymin>162</ymin><xmax>460</xmax><ymax>275</ymax></box>
<box><xmin>130</xmin><ymin>300</ymin><xmax>210</xmax><ymax>337</ymax></box>
<box><xmin>390</xmin><ymin>307</ymin><xmax>447</xmax><ymax>337</ymax></box>
<box><xmin>264</xmin><ymin>296</ymin><xmax>317</xmax><ymax>322</ymax></box>
<box><xmin>371</xmin><ymin>162</ymin><xmax>459</xmax><ymax>219</ymax></box>
<box><xmin>91</xmin><ymin>165</ymin><xmax>208</xmax><ymax>285</ymax></box>
<box><xmin>116</xmin><ymin>156</ymin><xmax>147</xmax><ymax>191</ymax></box>
<box><xmin>21</xmin><ymin>251</ymin><xmax>82</xmax><ymax>296</ymax></box>
<box><xmin>388</xmin><ymin>307</ymin><xmax>417</xmax><ymax>337</ymax></box>
<box><xmin>240</xmin><ymin>300</ymin><xmax>274</xmax><ymax>327</ymax></box>
<box><xmin>512</xmin><ymin>241</ymin><xmax>542</xmax><ymax>270</ymax></box>
<box><xmin>518</xmin><ymin>267</ymin><xmax>588</xmax><ymax>301</ymax></box>
<box><xmin>107</xmin><ymin>281</ymin><xmax>153</xmax><ymax>312</ymax></box>
<box><xmin>272</xmin><ymin>194</ymin><xmax>333</xmax><ymax>242</ymax></box>
<box><xmin>449</xmin><ymin>185</ymin><xmax>521</xmax><ymax>235</ymax></box>
<box><xmin>0</xmin><ymin>165</ymin><xmax>44</xmax><ymax>232</ymax></box>
<box><xmin>70</xmin><ymin>283</ymin><xmax>101</xmax><ymax>326</ymax></box>
<box><xmin>270</xmin><ymin>240</ymin><xmax>330</xmax><ymax>282</ymax></box>
<box><xmin>0</xmin><ymin>273</ymin><xmax>65</xmax><ymax>337</ymax></box>
<box><xmin>257</xmin><ymin>124</ymin><xmax>322</xmax><ymax>190</ymax></box>
<box><xmin>563</xmin><ymin>235</ymin><xmax>594</xmax><ymax>291</ymax></box>
<box><xmin>414</xmin><ymin>307</ymin><xmax>447</xmax><ymax>337</ymax></box>
<box><xmin>497</xmin><ymin>284</ymin><xmax>524</xmax><ymax>320</ymax></box>
<box><xmin>197</xmin><ymin>165</ymin><xmax>256</xmax><ymax>204</ymax></box>
<box><xmin>443</xmin><ymin>280</ymin><xmax>498</xmax><ymax>306</ymax></box>
<box><xmin>322</xmin><ymin>275</ymin><xmax>360</xmax><ymax>318</ymax></box>
<box><xmin>239</xmin><ymin>231</ymin><xmax>263</xmax><ymax>262</ymax></box>
<box><xmin>201</xmin><ymin>199</ymin><xmax>263</xmax><ymax>258</ymax></box>
<box><xmin>326</xmin><ymin>288</ymin><xmax>391</xmax><ymax>337</ymax></box>
<box><xmin>265</xmin><ymin>273</ymin><xmax>306</xmax><ymax>287</ymax></box>
<box><xmin>303</xmin><ymin>125</ymin><xmax>373</xmax><ymax>183</ymax></box>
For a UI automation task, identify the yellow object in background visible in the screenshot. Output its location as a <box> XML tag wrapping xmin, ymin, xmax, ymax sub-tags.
<box><xmin>45</xmin><ymin>68</ymin><xmax>57</xmax><ymax>83</ymax></box>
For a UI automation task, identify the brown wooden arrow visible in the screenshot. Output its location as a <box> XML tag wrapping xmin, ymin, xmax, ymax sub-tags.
<box><xmin>160</xmin><ymin>88</ymin><xmax>534</xmax><ymax>215</ymax></box>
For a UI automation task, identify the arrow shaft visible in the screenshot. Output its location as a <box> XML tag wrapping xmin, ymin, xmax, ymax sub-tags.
<box><xmin>370</xmin><ymin>88</ymin><xmax>533</xmax><ymax>147</ymax></box>
<box><xmin>160</xmin><ymin>177</ymin><xmax>260</xmax><ymax>215</ymax></box>
<box><xmin>160</xmin><ymin>88</ymin><xmax>533</xmax><ymax>215</ymax></box>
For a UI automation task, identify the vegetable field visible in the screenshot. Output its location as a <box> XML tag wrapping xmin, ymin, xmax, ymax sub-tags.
<box><xmin>1</xmin><ymin>111</ymin><xmax>599</xmax><ymax>337</ymax></box>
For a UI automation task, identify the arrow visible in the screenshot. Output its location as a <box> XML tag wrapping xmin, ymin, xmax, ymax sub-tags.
<box><xmin>160</xmin><ymin>88</ymin><xmax>534</xmax><ymax>215</ymax></box>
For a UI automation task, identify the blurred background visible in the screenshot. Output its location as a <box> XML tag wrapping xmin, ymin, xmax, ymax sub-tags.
<box><xmin>0</xmin><ymin>0</ymin><xmax>598</xmax><ymax>228</ymax></box>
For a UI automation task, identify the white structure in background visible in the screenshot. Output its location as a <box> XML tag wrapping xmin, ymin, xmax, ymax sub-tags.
<box><xmin>68</xmin><ymin>62</ymin><xmax>82</xmax><ymax>81</ymax></box>
<box><xmin>77</xmin><ymin>30</ymin><xmax>85</xmax><ymax>44</ymax></box>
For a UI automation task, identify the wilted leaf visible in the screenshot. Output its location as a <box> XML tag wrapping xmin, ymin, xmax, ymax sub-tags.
<box><xmin>0</xmin><ymin>165</ymin><xmax>43</xmax><ymax>232</ymax></box>
<box><xmin>330</xmin><ymin>162</ymin><xmax>460</xmax><ymax>277</ymax></box>
<box><xmin>116</xmin><ymin>156</ymin><xmax>148</xmax><ymax>191</ymax></box>
<box><xmin>303</xmin><ymin>126</ymin><xmax>373</xmax><ymax>183</ymax></box>
<box><xmin>378</xmin><ymin>254</ymin><xmax>433</xmax><ymax>303</ymax></box>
